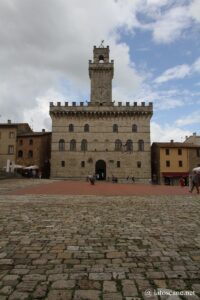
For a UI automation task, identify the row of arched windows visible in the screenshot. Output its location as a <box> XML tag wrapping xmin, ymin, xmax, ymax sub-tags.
<box><xmin>59</xmin><ymin>139</ymin><xmax>144</xmax><ymax>152</ymax></box>
<box><xmin>68</xmin><ymin>124</ymin><xmax>138</xmax><ymax>132</ymax></box>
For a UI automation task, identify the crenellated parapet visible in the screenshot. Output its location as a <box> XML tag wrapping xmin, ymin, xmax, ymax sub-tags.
<box><xmin>49</xmin><ymin>101</ymin><xmax>153</xmax><ymax>117</ymax></box>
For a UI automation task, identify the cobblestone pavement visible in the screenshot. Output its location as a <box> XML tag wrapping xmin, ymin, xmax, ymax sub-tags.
<box><xmin>0</xmin><ymin>181</ymin><xmax>200</xmax><ymax>299</ymax></box>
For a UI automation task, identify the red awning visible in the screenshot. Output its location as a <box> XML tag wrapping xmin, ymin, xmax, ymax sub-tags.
<box><xmin>162</xmin><ymin>172</ymin><xmax>189</xmax><ymax>177</ymax></box>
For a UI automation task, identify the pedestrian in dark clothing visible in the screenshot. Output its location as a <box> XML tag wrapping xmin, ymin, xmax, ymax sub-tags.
<box><xmin>189</xmin><ymin>172</ymin><xmax>200</xmax><ymax>194</ymax></box>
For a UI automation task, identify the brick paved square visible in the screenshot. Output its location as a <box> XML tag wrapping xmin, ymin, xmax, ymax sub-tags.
<box><xmin>0</xmin><ymin>179</ymin><xmax>199</xmax><ymax>299</ymax></box>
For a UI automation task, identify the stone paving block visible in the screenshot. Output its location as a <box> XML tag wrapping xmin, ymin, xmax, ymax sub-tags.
<box><xmin>51</xmin><ymin>279</ymin><xmax>75</xmax><ymax>289</ymax></box>
<box><xmin>0</xmin><ymin>285</ymin><xmax>14</xmax><ymax>295</ymax></box>
<box><xmin>89</xmin><ymin>272</ymin><xmax>112</xmax><ymax>280</ymax></box>
<box><xmin>32</xmin><ymin>258</ymin><xmax>48</xmax><ymax>265</ymax></box>
<box><xmin>16</xmin><ymin>280</ymin><xmax>37</xmax><ymax>292</ymax></box>
<box><xmin>10</xmin><ymin>269</ymin><xmax>29</xmax><ymax>275</ymax></box>
<box><xmin>2</xmin><ymin>275</ymin><xmax>19</xmax><ymax>286</ymax></box>
<box><xmin>107</xmin><ymin>252</ymin><xmax>126</xmax><ymax>259</ymax></box>
<box><xmin>46</xmin><ymin>290</ymin><xmax>72</xmax><ymax>300</ymax></box>
<box><xmin>8</xmin><ymin>291</ymin><xmax>29</xmax><ymax>300</ymax></box>
<box><xmin>48</xmin><ymin>273</ymin><xmax>69</xmax><ymax>281</ymax></box>
<box><xmin>154</xmin><ymin>279</ymin><xmax>167</xmax><ymax>288</ymax></box>
<box><xmin>122</xmin><ymin>279</ymin><xmax>139</xmax><ymax>297</ymax></box>
<box><xmin>0</xmin><ymin>260</ymin><xmax>13</xmax><ymax>266</ymax></box>
<box><xmin>32</xmin><ymin>284</ymin><xmax>47</xmax><ymax>299</ymax></box>
<box><xmin>22</xmin><ymin>274</ymin><xmax>46</xmax><ymax>281</ymax></box>
<box><xmin>74</xmin><ymin>289</ymin><xmax>101</xmax><ymax>300</ymax></box>
<box><xmin>77</xmin><ymin>279</ymin><xmax>101</xmax><ymax>290</ymax></box>
<box><xmin>103</xmin><ymin>280</ymin><xmax>117</xmax><ymax>293</ymax></box>
<box><xmin>103</xmin><ymin>292</ymin><xmax>123</xmax><ymax>300</ymax></box>
<box><xmin>69</xmin><ymin>272</ymin><xmax>88</xmax><ymax>280</ymax></box>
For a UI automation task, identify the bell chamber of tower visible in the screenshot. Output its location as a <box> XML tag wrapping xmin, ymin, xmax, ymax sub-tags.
<box><xmin>89</xmin><ymin>46</ymin><xmax>114</xmax><ymax>106</ymax></box>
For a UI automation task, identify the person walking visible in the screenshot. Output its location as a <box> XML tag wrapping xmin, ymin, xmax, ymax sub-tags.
<box><xmin>189</xmin><ymin>171</ymin><xmax>200</xmax><ymax>194</ymax></box>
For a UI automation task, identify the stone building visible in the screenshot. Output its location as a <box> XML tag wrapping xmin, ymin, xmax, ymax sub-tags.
<box><xmin>184</xmin><ymin>132</ymin><xmax>200</xmax><ymax>145</ymax></box>
<box><xmin>16</xmin><ymin>130</ymin><xmax>51</xmax><ymax>178</ymax></box>
<box><xmin>50</xmin><ymin>45</ymin><xmax>153</xmax><ymax>181</ymax></box>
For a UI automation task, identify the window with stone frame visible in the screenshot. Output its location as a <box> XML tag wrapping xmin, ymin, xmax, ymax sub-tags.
<box><xmin>197</xmin><ymin>148</ymin><xmax>200</xmax><ymax>157</ymax></box>
<box><xmin>138</xmin><ymin>139</ymin><xmax>144</xmax><ymax>151</ymax></box>
<box><xmin>29</xmin><ymin>139</ymin><xmax>33</xmax><ymax>145</ymax></box>
<box><xmin>166</xmin><ymin>160</ymin><xmax>170</xmax><ymax>167</ymax></box>
<box><xmin>84</xmin><ymin>124</ymin><xmax>89</xmax><ymax>132</ymax></box>
<box><xmin>132</xmin><ymin>124</ymin><xmax>137</xmax><ymax>132</ymax></box>
<box><xmin>115</xmin><ymin>139</ymin><xmax>122</xmax><ymax>151</ymax></box>
<box><xmin>137</xmin><ymin>161</ymin><xmax>141</xmax><ymax>168</ymax></box>
<box><xmin>81</xmin><ymin>139</ymin><xmax>88</xmax><ymax>151</ymax></box>
<box><xmin>81</xmin><ymin>161</ymin><xmax>85</xmax><ymax>168</ymax></box>
<box><xmin>113</xmin><ymin>124</ymin><xmax>118</xmax><ymax>133</ymax></box>
<box><xmin>8</xmin><ymin>145</ymin><xmax>14</xmax><ymax>154</ymax></box>
<box><xmin>70</xmin><ymin>139</ymin><xmax>76</xmax><ymax>151</ymax></box>
<box><xmin>178</xmin><ymin>149</ymin><xmax>182</xmax><ymax>155</ymax></box>
<box><xmin>179</xmin><ymin>160</ymin><xmax>183</xmax><ymax>167</ymax></box>
<box><xmin>59</xmin><ymin>139</ymin><xmax>65</xmax><ymax>151</ymax></box>
<box><xmin>126</xmin><ymin>139</ymin><xmax>133</xmax><ymax>152</ymax></box>
<box><xmin>61</xmin><ymin>161</ymin><xmax>65</xmax><ymax>167</ymax></box>
<box><xmin>69</xmin><ymin>124</ymin><xmax>74</xmax><ymax>132</ymax></box>
<box><xmin>9</xmin><ymin>132</ymin><xmax>15</xmax><ymax>138</ymax></box>
<box><xmin>165</xmin><ymin>148</ymin><xmax>170</xmax><ymax>155</ymax></box>
<box><xmin>117</xmin><ymin>161</ymin><xmax>121</xmax><ymax>168</ymax></box>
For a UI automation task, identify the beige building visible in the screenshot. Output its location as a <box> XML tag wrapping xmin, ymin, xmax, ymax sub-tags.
<box><xmin>50</xmin><ymin>45</ymin><xmax>153</xmax><ymax>181</ymax></box>
<box><xmin>0</xmin><ymin>121</ymin><xmax>31</xmax><ymax>170</ymax></box>
<box><xmin>151</xmin><ymin>141</ymin><xmax>200</xmax><ymax>185</ymax></box>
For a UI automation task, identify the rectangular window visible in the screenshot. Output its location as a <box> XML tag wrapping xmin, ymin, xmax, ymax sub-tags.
<box><xmin>9</xmin><ymin>132</ymin><xmax>15</xmax><ymax>138</ymax></box>
<box><xmin>178</xmin><ymin>149</ymin><xmax>182</xmax><ymax>155</ymax></box>
<box><xmin>197</xmin><ymin>148</ymin><xmax>200</xmax><ymax>157</ymax></box>
<box><xmin>8</xmin><ymin>145</ymin><xmax>14</xmax><ymax>154</ymax></box>
<box><xmin>117</xmin><ymin>161</ymin><xmax>120</xmax><ymax>168</ymax></box>
<box><xmin>137</xmin><ymin>161</ymin><xmax>141</xmax><ymax>168</ymax></box>
<box><xmin>166</xmin><ymin>160</ymin><xmax>170</xmax><ymax>167</ymax></box>
<box><xmin>81</xmin><ymin>161</ymin><xmax>85</xmax><ymax>168</ymax></box>
<box><xmin>179</xmin><ymin>161</ymin><xmax>183</xmax><ymax>167</ymax></box>
<box><xmin>61</xmin><ymin>161</ymin><xmax>65</xmax><ymax>167</ymax></box>
<box><xmin>165</xmin><ymin>149</ymin><xmax>170</xmax><ymax>155</ymax></box>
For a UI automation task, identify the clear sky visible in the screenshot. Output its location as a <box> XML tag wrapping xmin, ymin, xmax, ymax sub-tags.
<box><xmin>0</xmin><ymin>0</ymin><xmax>199</xmax><ymax>142</ymax></box>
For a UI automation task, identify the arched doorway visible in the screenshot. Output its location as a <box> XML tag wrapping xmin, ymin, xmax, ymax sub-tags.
<box><xmin>95</xmin><ymin>160</ymin><xmax>106</xmax><ymax>180</ymax></box>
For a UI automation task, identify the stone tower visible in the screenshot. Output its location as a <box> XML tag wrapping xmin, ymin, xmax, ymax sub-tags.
<box><xmin>89</xmin><ymin>46</ymin><xmax>114</xmax><ymax>106</ymax></box>
<box><xmin>50</xmin><ymin>45</ymin><xmax>153</xmax><ymax>182</ymax></box>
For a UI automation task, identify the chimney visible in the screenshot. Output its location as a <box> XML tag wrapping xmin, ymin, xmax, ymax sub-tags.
<box><xmin>7</xmin><ymin>119</ymin><xmax>11</xmax><ymax>124</ymax></box>
<box><xmin>193</xmin><ymin>132</ymin><xmax>196</xmax><ymax>136</ymax></box>
<box><xmin>42</xmin><ymin>129</ymin><xmax>45</xmax><ymax>133</ymax></box>
<box><xmin>170</xmin><ymin>139</ymin><xmax>174</xmax><ymax>143</ymax></box>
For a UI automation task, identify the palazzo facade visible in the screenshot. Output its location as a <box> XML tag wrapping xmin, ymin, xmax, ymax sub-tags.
<box><xmin>50</xmin><ymin>45</ymin><xmax>153</xmax><ymax>181</ymax></box>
